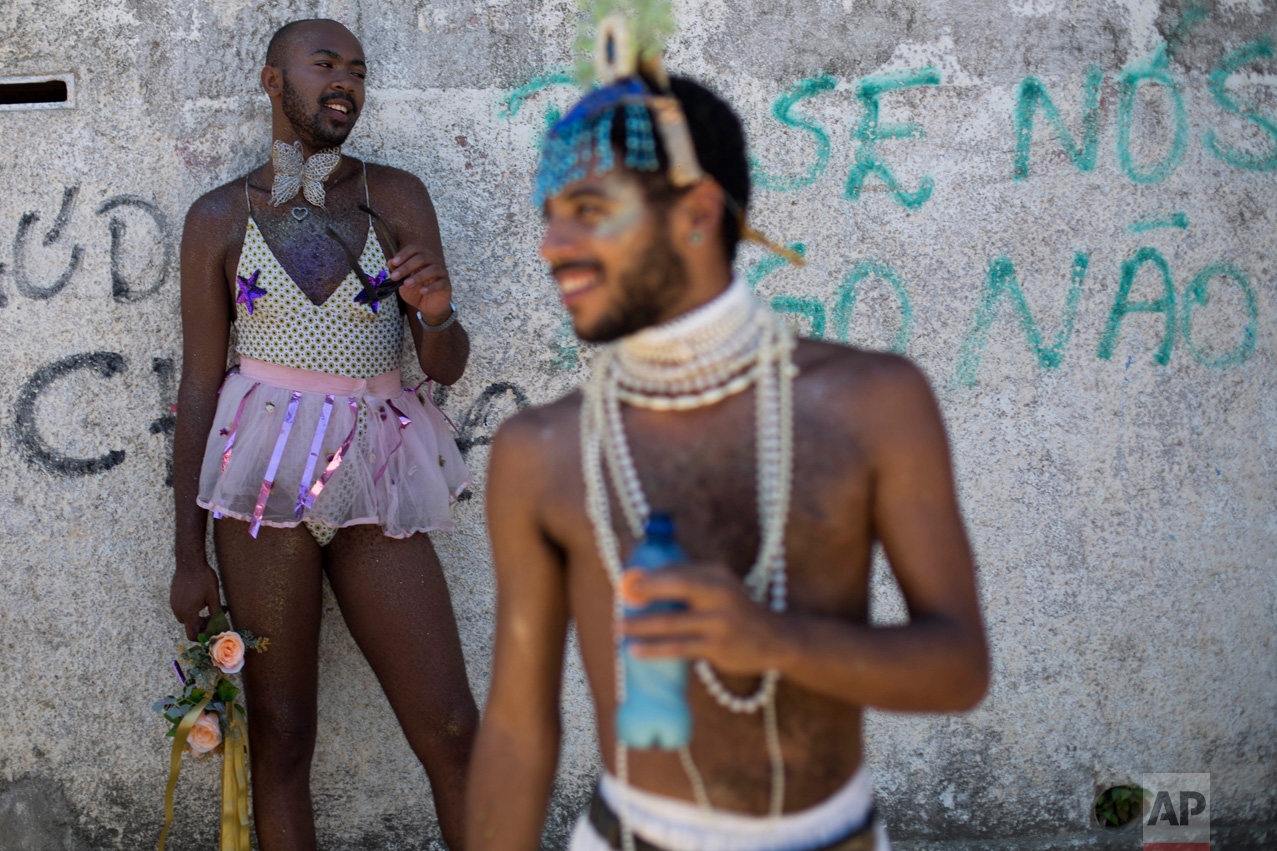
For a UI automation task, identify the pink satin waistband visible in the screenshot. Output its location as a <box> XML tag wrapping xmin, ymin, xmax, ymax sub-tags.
<box><xmin>237</xmin><ymin>358</ymin><xmax>403</xmax><ymax>397</ymax></box>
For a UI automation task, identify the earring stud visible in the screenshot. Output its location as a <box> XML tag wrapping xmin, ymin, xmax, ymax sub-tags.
<box><xmin>688</xmin><ymin>231</ymin><xmax>704</xmax><ymax>245</ymax></box>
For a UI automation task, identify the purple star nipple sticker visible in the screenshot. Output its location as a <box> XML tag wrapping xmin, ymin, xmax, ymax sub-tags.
<box><xmin>236</xmin><ymin>269</ymin><xmax>267</xmax><ymax>315</ymax></box>
<box><xmin>353</xmin><ymin>269</ymin><xmax>392</xmax><ymax>314</ymax></box>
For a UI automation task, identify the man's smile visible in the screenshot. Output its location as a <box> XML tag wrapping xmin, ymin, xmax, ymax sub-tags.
<box><xmin>321</xmin><ymin>96</ymin><xmax>354</xmax><ymax>118</ymax></box>
<box><xmin>553</xmin><ymin>262</ymin><xmax>605</xmax><ymax>301</ymax></box>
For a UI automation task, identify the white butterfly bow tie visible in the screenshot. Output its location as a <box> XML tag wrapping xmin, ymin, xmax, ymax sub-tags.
<box><xmin>270</xmin><ymin>140</ymin><xmax>342</xmax><ymax>209</ymax></box>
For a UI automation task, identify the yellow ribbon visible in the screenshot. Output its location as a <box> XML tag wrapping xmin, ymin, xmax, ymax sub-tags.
<box><xmin>158</xmin><ymin>692</ymin><xmax>211</xmax><ymax>851</ymax></box>
<box><xmin>220</xmin><ymin>704</ymin><xmax>252</xmax><ymax>851</ymax></box>
<box><xmin>157</xmin><ymin>693</ymin><xmax>253</xmax><ymax>851</ymax></box>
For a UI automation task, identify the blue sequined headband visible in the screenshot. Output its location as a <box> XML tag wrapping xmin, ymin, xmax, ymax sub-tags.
<box><xmin>533</xmin><ymin>78</ymin><xmax>663</xmax><ymax>209</ymax></box>
<box><xmin>532</xmin><ymin>5</ymin><xmax>804</xmax><ymax>266</ymax></box>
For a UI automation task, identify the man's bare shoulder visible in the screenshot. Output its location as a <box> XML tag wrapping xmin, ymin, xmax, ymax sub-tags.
<box><xmin>492</xmin><ymin>391</ymin><xmax>582</xmax><ymax>462</ymax></box>
<box><xmin>183</xmin><ymin>176</ymin><xmax>253</xmax><ymax>241</ymax></box>
<box><xmin>364</xmin><ymin>162</ymin><xmax>431</xmax><ymax>200</ymax></box>
<box><xmin>793</xmin><ymin>338</ymin><xmax>943</xmax><ymax>445</ymax></box>
<box><xmin>487</xmin><ymin>392</ymin><xmax>583</xmax><ymax>512</ymax></box>
<box><xmin>796</xmin><ymin>338</ymin><xmax>933</xmax><ymax>402</ymax></box>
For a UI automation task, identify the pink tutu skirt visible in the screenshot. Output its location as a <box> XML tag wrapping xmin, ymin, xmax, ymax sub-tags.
<box><xmin>197</xmin><ymin>358</ymin><xmax>470</xmax><ymax>539</ymax></box>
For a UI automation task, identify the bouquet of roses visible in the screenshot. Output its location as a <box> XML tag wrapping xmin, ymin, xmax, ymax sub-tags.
<box><xmin>155</xmin><ymin>608</ymin><xmax>267</xmax><ymax>851</ymax></box>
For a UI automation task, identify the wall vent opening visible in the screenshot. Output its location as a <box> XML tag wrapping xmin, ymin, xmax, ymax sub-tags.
<box><xmin>0</xmin><ymin>75</ymin><xmax>75</xmax><ymax>111</ymax></box>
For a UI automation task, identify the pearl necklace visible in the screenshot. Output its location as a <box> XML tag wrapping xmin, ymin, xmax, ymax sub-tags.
<box><xmin>614</xmin><ymin>278</ymin><xmax>763</xmax><ymax>407</ymax></box>
<box><xmin>581</xmin><ymin>280</ymin><xmax>797</xmax><ymax>840</ymax></box>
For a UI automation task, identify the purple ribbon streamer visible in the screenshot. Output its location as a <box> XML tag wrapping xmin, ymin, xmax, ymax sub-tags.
<box><xmin>294</xmin><ymin>394</ymin><xmax>336</xmax><ymax>520</ymax></box>
<box><xmin>305</xmin><ymin>398</ymin><xmax>360</xmax><ymax>508</ymax></box>
<box><xmin>373</xmin><ymin>399</ymin><xmax>413</xmax><ymax>485</ymax></box>
<box><xmin>220</xmin><ymin>382</ymin><xmax>261</xmax><ymax>473</ymax></box>
<box><xmin>249</xmin><ymin>391</ymin><xmax>302</xmax><ymax>539</ymax></box>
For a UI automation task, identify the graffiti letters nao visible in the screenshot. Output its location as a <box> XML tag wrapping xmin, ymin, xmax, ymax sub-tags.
<box><xmin>502</xmin><ymin>31</ymin><xmax>1274</xmax><ymax>385</ymax></box>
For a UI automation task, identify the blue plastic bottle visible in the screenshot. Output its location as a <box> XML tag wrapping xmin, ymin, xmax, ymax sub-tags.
<box><xmin>616</xmin><ymin>513</ymin><xmax>693</xmax><ymax>749</ymax></box>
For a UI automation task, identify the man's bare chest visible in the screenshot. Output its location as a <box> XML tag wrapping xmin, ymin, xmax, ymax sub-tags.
<box><xmin>554</xmin><ymin>392</ymin><xmax>876</xmax><ymax>613</ymax></box>
<box><xmin>229</xmin><ymin>184</ymin><xmax>374</xmax><ymax>306</ymax></box>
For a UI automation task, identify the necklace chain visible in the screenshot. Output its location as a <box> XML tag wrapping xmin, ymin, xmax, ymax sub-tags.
<box><xmin>581</xmin><ymin>282</ymin><xmax>797</xmax><ymax>832</ymax></box>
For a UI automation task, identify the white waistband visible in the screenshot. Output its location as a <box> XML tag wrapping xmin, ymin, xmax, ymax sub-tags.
<box><xmin>594</xmin><ymin>765</ymin><xmax>875</xmax><ymax>851</ymax></box>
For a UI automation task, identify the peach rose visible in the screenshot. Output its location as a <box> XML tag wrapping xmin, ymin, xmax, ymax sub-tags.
<box><xmin>186</xmin><ymin>712</ymin><xmax>223</xmax><ymax>754</ymax></box>
<box><xmin>208</xmin><ymin>631</ymin><xmax>246</xmax><ymax>674</ymax></box>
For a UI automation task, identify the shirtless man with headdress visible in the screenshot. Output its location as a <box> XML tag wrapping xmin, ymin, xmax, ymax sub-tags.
<box><xmin>467</xmin><ymin>8</ymin><xmax>989</xmax><ymax>850</ymax></box>
<box><xmin>169</xmin><ymin>19</ymin><xmax>476</xmax><ymax>850</ymax></box>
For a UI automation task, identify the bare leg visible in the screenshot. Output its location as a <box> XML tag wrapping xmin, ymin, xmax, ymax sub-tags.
<box><xmin>215</xmin><ymin>519</ymin><xmax>324</xmax><ymax>851</ymax></box>
<box><xmin>324</xmin><ymin>525</ymin><xmax>478</xmax><ymax>849</ymax></box>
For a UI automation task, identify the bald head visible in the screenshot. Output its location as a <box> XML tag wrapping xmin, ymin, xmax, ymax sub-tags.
<box><xmin>266</xmin><ymin>19</ymin><xmax>357</xmax><ymax>67</ymax></box>
<box><xmin>261</xmin><ymin>18</ymin><xmax>366</xmax><ymax>149</ymax></box>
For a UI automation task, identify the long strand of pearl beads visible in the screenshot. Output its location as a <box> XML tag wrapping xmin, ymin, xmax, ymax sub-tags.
<box><xmin>690</xmin><ymin>326</ymin><xmax>788</xmax><ymax>713</ymax></box>
<box><xmin>584</xmin><ymin>368</ymin><xmax>628</xmax><ymax>586</ymax></box>
<box><xmin>580</xmin><ymin>284</ymin><xmax>797</xmax><ymax>826</ymax></box>
<box><xmin>605</xmin><ymin>338</ymin><xmax>783</xmax><ymax>601</ymax></box>
<box><xmin>677</xmin><ymin>746</ymin><xmax>712</xmax><ymax>810</ymax></box>
<box><xmin>601</xmin><ymin>366</ymin><xmax>647</xmax><ymax>538</ymax></box>
<box><xmin>690</xmin><ymin>321</ymin><xmax>795</xmax><ymax>728</ymax></box>
<box><xmin>751</xmin><ymin>325</ymin><xmax>779</xmax><ymax>587</ymax></box>
<box><xmin>630</xmin><ymin>323</ymin><xmax>788</xmax><ymax>723</ymax></box>
<box><xmin>694</xmin><ymin>663</ymin><xmax>779</xmax><ymax>713</ymax></box>
<box><xmin>582</xmin><ymin>368</ymin><xmax>638</xmax><ymax>851</ymax></box>
<box><xmin>616</xmin><ymin>741</ymin><xmax>636</xmax><ymax>851</ymax></box>
<box><xmin>763</xmin><ymin>692</ymin><xmax>785</xmax><ymax>817</ymax></box>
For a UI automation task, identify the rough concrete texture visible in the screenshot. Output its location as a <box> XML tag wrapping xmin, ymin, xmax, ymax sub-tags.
<box><xmin>0</xmin><ymin>0</ymin><xmax>1274</xmax><ymax>848</ymax></box>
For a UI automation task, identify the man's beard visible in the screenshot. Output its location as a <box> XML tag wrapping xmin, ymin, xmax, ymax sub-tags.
<box><xmin>579</xmin><ymin>220</ymin><xmax>690</xmax><ymax>344</ymax></box>
<box><xmin>281</xmin><ymin>73</ymin><xmax>352</xmax><ymax>148</ymax></box>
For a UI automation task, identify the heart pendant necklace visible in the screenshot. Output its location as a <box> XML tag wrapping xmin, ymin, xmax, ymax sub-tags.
<box><xmin>291</xmin><ymin>206</ymin><xmax>309</xmax><ymax>222</ymax></box>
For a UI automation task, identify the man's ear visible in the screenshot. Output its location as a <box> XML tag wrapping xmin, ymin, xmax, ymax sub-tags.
<box><xmin>261</xmin><ymin>65</ymin><xmax>282</xmax><ymax>100</ymax></box>
<box><xmin>669</xmin><ymin>180</ymin><xmax>726</xmax><ymax>249</ymax></box>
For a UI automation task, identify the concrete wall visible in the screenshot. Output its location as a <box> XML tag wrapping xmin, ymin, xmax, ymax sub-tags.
<box><xmin>1</xmin><ymin>0</ymin><xmax>1274</xmax><ymax>848</ymax></box>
